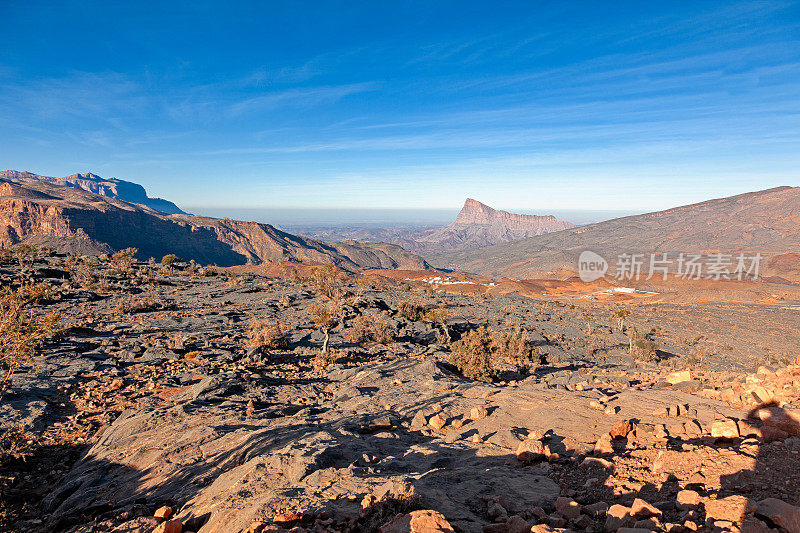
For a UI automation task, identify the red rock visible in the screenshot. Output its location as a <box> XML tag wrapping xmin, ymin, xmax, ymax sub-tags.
<box><xmin>704</xmin><ymin>495</ymin><xmax>755</xmax><ymax>523</ymax></box>
<box><xmin>154</xmin><ymin>506</ymin><xmax>173</xmax><ymax>520</ymax></box>
<box><xmin>245</xmin><ymin>522</ymin><xmax>267</xmax><ymax>533</ymax></box>
<box><xmin>515</xmin><ymin>438</ymin><xmax>545</xmax><ymax>462</ymax></box>
<box><xmin>630</xmin><ymin>498</ymin><xmax>662</xmax><ymax>519</ymax></box>
<box><xmin>380</xmin><ymin>509</ymin><xmax>455</xmax><ymax>532</ymax></box>
<box><xmin>756</xmin><ymin>498</ymin><xmax>800</xmax><ymax>532</ymax></box>
<box><xmin>482</xmin><ymin>516</ymin><xmax>531</xmax><ymax>533</ymax></box>
<box><xmin>153</xmin><ymin>520</ymin><xmax>182</xmax><ymax>533</ymax></box>
<box><xmin>594</xmin><ymin>434</ymin><xmax>614</xmax><ymax>455</ymax></box>
<box><xmin>605</xmin><ymin>504</ymin><xmax>633</xmax><ymax>531</ymax></box>
<box><xmin>429</xmin><ymin>414</ymin><xmax>447</xmax><ymax>431</ymax></box>
<box><xmin>609</xmin><ymin>420</ymin><xmax>633</xmax><ymax>439</ymax></box>
<box><xmin>710</xmin><ymin>419</ymin><xmax>740</xmax><ymax>439</ymax></box>
<box><xmin>273</xmin><ymin>512</ymin><xmax>302</xmax><ymax>527</ymax></box>
<box><xmin>666</xmin><ymin>370</ymin><xmax>692</xmax><ymax>384</ymax></box>
<box><xmin>677</xmin><ymin>490</ymin><xmax>701</xmax><ymax>509</ymax></box>
<box><xmin>470</xmin><ymin>406</ymin><xmax>488</xmax><ymax>421</ymax></box>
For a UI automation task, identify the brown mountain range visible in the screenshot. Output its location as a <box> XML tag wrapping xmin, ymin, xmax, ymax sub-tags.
<box><xmin>292</xmin><ymin>198</ymin><xmax>574</xmax><ymax>256</ymax></box>
<box><xmin>435</xmin><ymin>186</ymin><xmax>800</xmax><ymax>281</ymax></box>
<box><xmin>0</xmin><ymin>177</ymin><xmax>428</xmax><ymax>271</ymax></box>
<box><xmin>0</xmin><ymin>170</ymin><xmax>185</xmax><ymax>214</ymax></box>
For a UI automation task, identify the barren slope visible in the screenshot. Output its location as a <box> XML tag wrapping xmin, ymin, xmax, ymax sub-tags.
<box><xmin>436</xmin><ymin>186</ymin><xmax>800</xmax><ymax>279</ymax></box>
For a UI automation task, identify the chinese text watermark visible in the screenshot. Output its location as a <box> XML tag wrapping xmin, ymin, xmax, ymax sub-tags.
<box><xmin>578</xmin><ymin>251</ymin><xmax>761</xmax><ymax>282</ymax></box>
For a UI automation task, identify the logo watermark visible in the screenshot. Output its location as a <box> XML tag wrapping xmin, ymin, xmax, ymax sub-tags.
<box><xmin>578</xmin><ymin>251</ymin><xmax>608</xmax><ymax>282</ymax></box>
<box><xmin>578</xmin><ymin>252</ymin><xmax>761</xmax><ymax>282</ymax></box>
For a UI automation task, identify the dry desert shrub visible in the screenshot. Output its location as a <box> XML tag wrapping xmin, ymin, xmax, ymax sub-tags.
<box><xmin>110</xmin><ymin>247</ymin><xmax>137</xmax><ymax>274</ymax></box>
<box><xmin>449</xmin><ymin>326</ymin><xmax>537</xmax><ymax>382</ymax></box>
<box><xmin>115</xmin><ymin>291</ymin><xmax>161</xmax><ymax>314</ymax></box>
<box><xmin>629</xmin><ymin>328</ymin><xmax>660</xmax><ymax>362</ymax></box>
<box><xmin>346</xmin><ymin>313</ymin><xmax>396</xmax><ymax>345</ymax></box>
<box><xmin>449</xmin><ymin>326</ymin><xmax>497</xmax><ymax>382</ymax></box>
<box><xmin>68</xmin><ymin>256</ymin><xmax>107</xmax><ymax>290</ymax></box>
<box><xmin>246</xmin><ymin>318</ymin><xmax>289</xmax><ymax>350</ymax></box>
<box><xmin>309</xmin><ymin>263</ymin><xmax>344</xmax><ymax>300</ymax></box>
<box><xmin>424</xmin><ymin>304</ymin><xmax>450</xmax><ymax>342</ymax></box>
<box><xmin>494</xmin><ymin>327</ymin><xmax>538</xmax><ymax>369</ymax></box>
<box><xmin>18</xmin><ymin>281</ymin><xmax>60</xmax><ymax>304</ymax></box>
<box><xmin>0</xmin><ymin>287</ymin><xmax>59</xmax><ymax>398</ymax></box>
<box><xmin>398</xmin><ymin>300</ymin><xmax>426</xmax><ymax>322</ymax></box>
<box><xmin>13</xmin><ymin>244</ymin><xmax>38</xmax><ymax>269</ymax></box>
<box><xmin>308</xmin><ymin>301</ymin><xmax>340</xmax><ymax>355</ymax></box>
<box><xmin>357</xmin><ymin>494</ymin><xmax>423</xmax><ymax>533</ymax></box>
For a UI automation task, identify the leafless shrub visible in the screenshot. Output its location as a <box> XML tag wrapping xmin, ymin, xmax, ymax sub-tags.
<box><xmin>309</xmin><ymin>301</ymin><xmax>340</xmax><ymax>355</ymax></box>
<box><xmin>424</xmin><ymin>305</ymin><xmax>450</xmax><ymax>342</ymax></box>
<box><xmin>13</xmin><ymin>244</ymin><xmax>38</xmax><ymax>269</ymax></box>
<box><xmin>246</xmin><ymin>318</ymin><xmax>289</xmax><ymax>350</ymax></box>
<box><xmin>449</xmin><ymin>326</ymin><xmax>537</xmax><ymax>382</ymax></box>
<box><xmin>357</xmin><ymin>493</ymin><xmax>423</xmax><ymax>533</ymax></box>
<box><xmin>449</xmin><ymin>326</ymin><xmax>497</xmax><ymax>382</ymax></box>
<box><xmin>346</xmin><ymin>313</ymin><xmax>396</xmax><ymax>345</ymax></box>
<box><xmin>110</xmin><ymin>247</ymin><xmax>137</xmax><ymax>274</ymax></box>
<box><xmin>115</xmin><ymin>292</ymin><xmax>161</xmax><ymax>314</ymax></box>
<box><xmin>18</xmin><ymin>281</ymin><xmax>60</xmax><ymax>304</ymax></box>
<box><xmin>398</xmin><ymin>300</ymin><xmax>426</xmax><ymax>322</ymax></box>
<box><xmin>0</xmin><ymin>425</ymin><xmax>33</xmax><ymax>464</ymax></box>
<box><xmin>0</xmin><ymin>287</ymin><xmax>59</xmax><ymax>398</ymax></box>
<box><xmin>309</xmin><ymin>263</ymin><xmax>344</xmax><ymax>300</ymax></box>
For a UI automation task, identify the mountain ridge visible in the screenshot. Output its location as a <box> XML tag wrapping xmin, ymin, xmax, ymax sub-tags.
<box><xmin>0</xmin><ymin>170</ymin><xmax>186</xmax><ymax>215</ymax></box>
<box><xmin>0</xmin><ymin>177</ymin><xmax>428</xmax><ymax>271</ymax></box>
<box><xmin>291</xmin><ymin>198</ymin><xmax>574</xmax><ymax>255</ymax></box>
<box><xmin>435</xmin><ymin>186</ymin><xmax>800</xmax><ymax>279</ymax></box>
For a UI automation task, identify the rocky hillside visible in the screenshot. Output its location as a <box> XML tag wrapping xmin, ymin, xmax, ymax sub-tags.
<box><xmin>436</xmin><ymin>186</ymin><xmax>800</xmax><ymax>279</ymax></box>
<box><xmin>0</xmin><ymin>178</ymin><xmax>429</xmax><ymax>271</ymax></box>
<box><xmin>293</xmin><ymin>199</ymin><xmax>574</xmax><ymax>256</ymax></box>
<box><xmin>0</xmin><ymin>170</ymin><xmax>185</xmax><ymax>214</ymax></box>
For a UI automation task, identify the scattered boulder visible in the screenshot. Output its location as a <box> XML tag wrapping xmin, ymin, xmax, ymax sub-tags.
<box><xmin>755</xmin><ymin>498</ymin><xmax>800</xmax><ymax>532</ymax></box>
<box><xmin>609</xmin><ymin>419</ymin><xmax>633</xmax><ymax>439</ymax></box>
<box><xmin>380</xmin><ymin>510</ymin><xmax>456</xmax><ymax>533</ymax></box>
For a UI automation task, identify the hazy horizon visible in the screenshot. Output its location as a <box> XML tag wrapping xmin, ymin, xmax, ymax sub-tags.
<box><xmin>186</xmin><ymin>206</ymin><xmax>641</xmax><ymax>228</ymax></box>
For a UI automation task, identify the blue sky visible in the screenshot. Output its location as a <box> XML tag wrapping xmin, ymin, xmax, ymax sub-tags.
<box><xmin>1</xmin><ymin>1</ymin><xmax>799</xmax><ymax>213</ymax></box>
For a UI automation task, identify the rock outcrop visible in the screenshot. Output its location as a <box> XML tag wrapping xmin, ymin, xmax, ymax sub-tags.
<box><xmin>412</xmin><ymin>199</ymin><xmax>573</xmax><ymax>253</ymax></box>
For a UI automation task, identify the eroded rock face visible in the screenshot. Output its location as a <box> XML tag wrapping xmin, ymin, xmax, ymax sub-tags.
<box><xmin>0</xmin><ymin>178</ymin><xmax>429</xmax><ymax>271</ymax></box>
<box><xmin>0</xmin><ymin>170</ymin><xmax>185</xmax><ymax>215</ymax></box>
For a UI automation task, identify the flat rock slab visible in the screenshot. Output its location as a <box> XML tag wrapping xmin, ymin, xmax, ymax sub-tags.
<box><xmin>44</xmin><ymin>358</ymin><xmax>742</xmax><ymax>532</ymax></box>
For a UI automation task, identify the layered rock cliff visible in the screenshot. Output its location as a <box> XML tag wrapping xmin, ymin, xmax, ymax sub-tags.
<box><xmin>0</xmin><ymin>179</ymin><xmax>429</xmax><ymax>271</ymax></box>
<box><xmin>0</xmin><ymin>170</ymin><xmax>185</xmax><ymax>215</ymax></box>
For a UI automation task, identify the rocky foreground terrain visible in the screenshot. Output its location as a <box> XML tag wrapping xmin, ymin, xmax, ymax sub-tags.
<box><xmin>1</xmin><ymin>250</ymin><xmax>799</xmax><ymax>533</ymax></box>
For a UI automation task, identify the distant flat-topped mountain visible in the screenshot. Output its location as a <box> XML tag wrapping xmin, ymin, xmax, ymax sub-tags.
<box><xmin>415</xmin><ymin>198</ymin><xmax>575</xmax><ymax>253</ymax></box>
<box><xmin>0</xmin><ymin>178</ymin><xmax>428</xmax><ymax>270</ymax></box>
<box><xmin>291</xmin><ymin>199</ymin><xmax>574</xmax><ymax>256</ymax></box>
<box><xmin>0</xmin><ymin>170</ymin><xmax>185</xmax><ymax>215</ymax></box>
<box><xmin>435</xmin><ymin>186</ymin><xmax>800</xmax><ymax>280</ymax></box>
